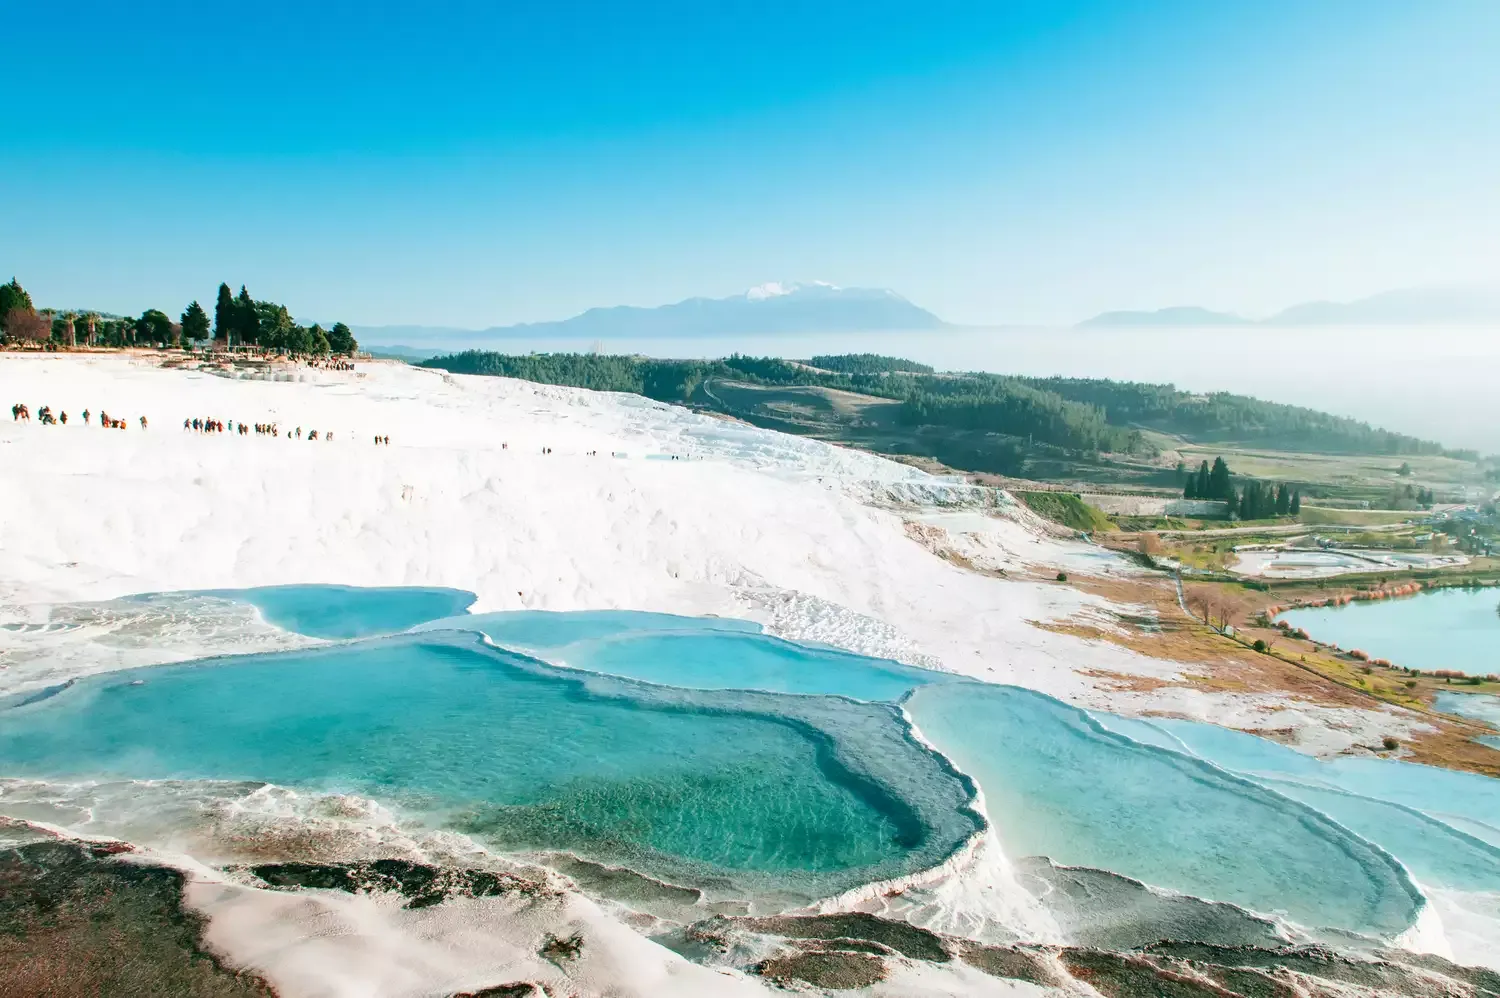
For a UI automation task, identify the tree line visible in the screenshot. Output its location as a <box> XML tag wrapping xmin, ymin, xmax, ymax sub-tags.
<box><xmin>1015</xmin><ymin>376</ymin><xmax>1471</xmax><ymax>460</ymax></box>
<box><xmin>808</xmin><ymin>353</ymin><xmax>934</xmax><ymax>375</ymax></box>
<box><xmin>422</xmin><ymin>351</ymin><xmax>1142</xmax><ymax>454</ymax></box>
<box><xmin>0</xmin><ymin>277</ymin><xmax>356</xmax><ymax>355</ymax></box>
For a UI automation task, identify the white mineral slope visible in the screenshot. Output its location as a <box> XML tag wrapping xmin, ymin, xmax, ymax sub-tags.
<box><xmin>188</xmin><ymin>869</ymin><xmax>778</xmax><ymax>998</ymax></box>
<box><xmin>0</xmin><ymin>352</ymin><xmax>1405</xmax><ymax>755</ymax></box>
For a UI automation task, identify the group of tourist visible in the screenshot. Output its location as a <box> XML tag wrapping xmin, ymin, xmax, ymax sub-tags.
<box><xmin>186</xmin><ymin>417</ymin><xmax>230</xmax><ymax>433</ymax></box>
<box><xmin>15</xmin><ymin>399</ymin><xmax>395</xmax><ymax>448</ymax></box>
<box><xmin>305</xmin><ymin>358</ymin><xmax>356</xmax><ymax>371</ymax></box>
<box><xmin>184</xmin><ymin>419</ymin><xmax>347</xmax><ymax>442</ymax></box>
<box><xmin>11</xmin><ymin>403</ymin><xmax>137</xmax><ymax>429</ymax></box>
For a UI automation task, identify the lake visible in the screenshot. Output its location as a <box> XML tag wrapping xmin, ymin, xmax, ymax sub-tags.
<box><xmin>1279</xmin><ymin>587</ymin><xmax>1500</xmax><ymax>677</ymax></box>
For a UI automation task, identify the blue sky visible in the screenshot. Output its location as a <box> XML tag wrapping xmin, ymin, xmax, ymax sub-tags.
<box><xmin>4</xmin><ymin>0</ymin><xmax>1496</xmax><ymax>327</ymax></box>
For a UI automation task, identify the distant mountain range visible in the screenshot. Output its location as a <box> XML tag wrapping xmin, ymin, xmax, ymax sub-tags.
<box><xmin>1078</xmin><ymin>286</ymin><xmax>1500</xmax><ymax>328</ymax></box>
<box><xmin>355</xmin><ymin>282</ymin><xmax>945</xmax><ymax>349</ymax></box>
<box><xmin>1077</xmin><ymin>306</ymin><xmax>1250</xmax><ymax>328</ymax></box>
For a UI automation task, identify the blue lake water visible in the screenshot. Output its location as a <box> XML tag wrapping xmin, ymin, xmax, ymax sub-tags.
<box><xmin>129</xmin><ymin>584</ymin><xmax>478</xmax><ymax>639</ymax></box>
<box><xmin>1279</xmin><ymin>588</ymin><xmax>1500</xmax><ymax>677</ymax></box>
<box><xmin>0</xmin><ymin>630</ymin><xmax>977</xmax><ymax>900</ymax></box>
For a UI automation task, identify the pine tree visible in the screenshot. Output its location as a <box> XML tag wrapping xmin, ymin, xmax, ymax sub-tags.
<box><xmin>326</xmin><ymin>321</ymin><xmax>356</xmax><ymax>355</ymax></box>
<box><xmin>135</xmin><ymin>309</ymin><xmax>174</xmax><ymax>344</ymax></box>
<box><xmin>214</xmin><ymin>283</ymin><xmax>235</xmax><ymax>343</ymax></box>
<box><xmin>0</xmin><ymin>277</ymin><xmax>34</xmax><ymax>332</ymax></box>
<box><xmin>181</xmin><ymin>300</ymin><xmax>211</xmax><ymax>344</ymax></box>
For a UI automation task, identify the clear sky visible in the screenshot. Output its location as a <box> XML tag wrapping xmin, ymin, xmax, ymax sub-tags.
<box><xmin>4</xmin><ymin>0</ymin><xmax>1497</xmax><ymax>327</ymax></box>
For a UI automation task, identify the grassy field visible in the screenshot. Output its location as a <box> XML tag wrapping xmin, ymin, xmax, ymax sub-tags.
<box><xmin>1297</xmin><ymin>506</ymin><xmax>1424</xmax><ymax>526</ymax></box>
<box><xmin>1016</xmin><ymin>491</ymin><xmax>1114</xmax><ymax>532</ymax></box>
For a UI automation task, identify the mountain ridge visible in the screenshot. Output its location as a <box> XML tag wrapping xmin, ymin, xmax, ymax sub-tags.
<box><xmin>355</xmin><ymin>283</ymin><xmax>945</xmax><ymax>347</ymax></box>
<box><xmin>1078</xmin><ymin>285</ymin><xmax>1500</xmax><ymax>328</ymax></box>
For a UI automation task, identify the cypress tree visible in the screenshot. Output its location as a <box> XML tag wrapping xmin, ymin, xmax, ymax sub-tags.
<box><xmin>1290</xmin><ymin>490</ymin><xmax>1301</xmax><ymax>515</ymax></box>
<box><xmin>235</xmin><ymin>285</ymin><xmax>257</xmax><ymax>345</ymax></box>
<box><xmin>1195</xmin><ymin>460</ymin><xmax>1211</xmax><ymax>501</ymax></box>
<box><xmin>1209</xmin><ymin>457</ymin><xmax>1232</xmax><ymax>501</ymax></box>
<box><xmin>1184</xmin><ymin>477</ymin><xmax>1197</xmax><ymax>500</ymax></box>
<box><xmin>214</xmin><ymin>283</ymin><xmax>235</xmax><ymax>343</ymax></box>
<box><xmin>1274</xmin><ymin>484</ymin><xmax>1289</xmax><ymax>516</ymax></box>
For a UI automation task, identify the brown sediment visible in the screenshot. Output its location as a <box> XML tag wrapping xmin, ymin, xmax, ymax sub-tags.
<box><xmin>0</xmin><ymin>840</ymin><xmax>278</xmax><ymax>998</ymax></box>
<box><xmin>754</xmin><ymin>951</ymin><xmax>886</xmax><ymax>989</ymax></box>
<box><xmin>958</xmin><ymin>942</ymin><xmax>1069</xmax><ymax>986</ymax></box>
<box><xmin>693</xmin><ymin>909</ymin><xmax>1500</xmax><ymax>997</ymax></box>
<box><xmin>736</xmin><ymin>912</ymin><xmax>949</xmax><ymax>962</ymax></box>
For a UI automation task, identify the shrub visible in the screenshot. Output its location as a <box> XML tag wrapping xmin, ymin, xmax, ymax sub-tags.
<box><xmin>1381</xmin><ymin>736</ymin><xmax>1400</xmax><ymax>751</ymax></box>
<box><xmin>1252</xmin><ymin>639</ymin><xmax>1267</xmax><ymax>652</ymax></box>
<box><xmin>1404</xmin><ymin>680</ymin><xmax>1417</xmax><ymax>689</ymax></box>
<box><xmin>1056</xmin><ymin>571</ymin><xmax>1069</xmax><ymax>582</ymax></box>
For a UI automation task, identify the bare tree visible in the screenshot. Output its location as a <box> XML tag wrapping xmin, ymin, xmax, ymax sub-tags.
<box><xmin>4</xmin><ymin>308</ymin><xmax>49</xmax><ymax>343</ymax></box>
<box><xmin>61</xmin><ymin>311</ymin><xmax>77</xmax><ymax>348</ymax></box>
<box><xmin>1189</xmin><ymin>594</ymin><xmax>1210</xmax><ymax>624</ymax></box>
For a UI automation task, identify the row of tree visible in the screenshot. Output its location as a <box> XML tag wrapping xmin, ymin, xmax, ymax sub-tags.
<box><xmin>0</xmin><ymin>277</ymin><xmax>356</xmax><ymax>356</ymax></box>
<box><xmin>1181</xmin><ymin>457</ymin><xmax>1234</xmax><ymax>500</ymax></box>
<box><xmin>209</xmin><ymin>283</ymin><xmax>355</xmax><ymax>354</ymax></box>
<box><xmin>1181</xmin><ymin>456</ymin><xmax>1301</xmax><ymax>518</ymax></box>
<box><xmin>1235</xmin><ymin>479</ymin><xmax>1302</xmax><ymax>519</ymax></box>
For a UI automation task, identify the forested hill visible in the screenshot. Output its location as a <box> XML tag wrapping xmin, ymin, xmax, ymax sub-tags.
<box><xmin>421</xmin><ymin>351</ymin><xmax>1468</xmax><ymax>460</ymax></box>
<box><xmin>1012</xmin><ymin>377</ymin><xmax>1472</xmax><ymax>458</ymax></box>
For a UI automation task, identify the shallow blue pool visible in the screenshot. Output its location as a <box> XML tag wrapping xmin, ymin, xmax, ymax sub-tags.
<box><xmin>905</xmin><ymin>682</ymin><xmax>1425</xmax><ymax>937</ymax></box>
<box><xmin>425</xmin><ymin>610</ymin><xmax>939</xmax><ymax>702</ymax></box>
<box><xmin>0</xmin><ymin>630</ymin><xmax>977</xmax><ymax>900</ymax></box>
